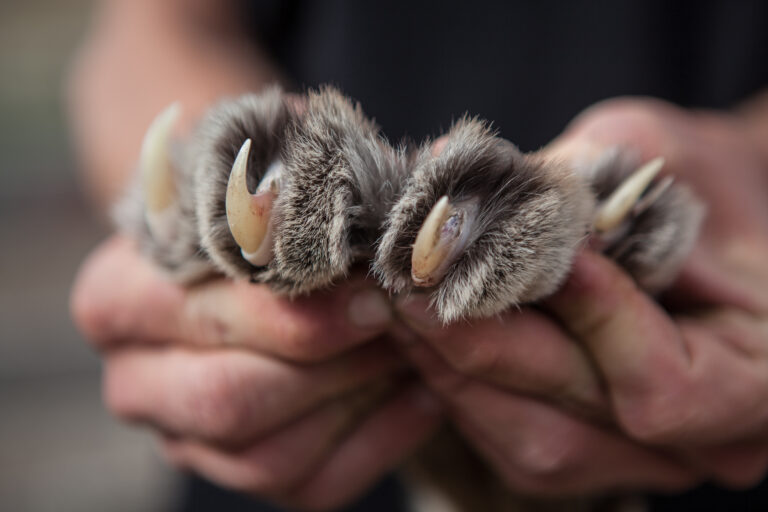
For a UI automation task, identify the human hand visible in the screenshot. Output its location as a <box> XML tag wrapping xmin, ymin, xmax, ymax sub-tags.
<box><xmin>390</xmin><ymin>97</ymin><xmax>768</xmax><ymax>495</ymax></box>
<box><xmin>71</xmin><ymin>236</ymin><xmax>443</xmax><ymax>510</ymax></box>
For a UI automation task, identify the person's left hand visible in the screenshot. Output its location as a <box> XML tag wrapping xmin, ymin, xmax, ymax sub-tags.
<box><xmin>388</xmin><ymin>97</ymin><xmax>768</xmax><ymax>496</ymax></box>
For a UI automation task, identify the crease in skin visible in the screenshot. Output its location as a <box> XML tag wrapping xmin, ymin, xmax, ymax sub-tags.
<box><xmin>594</xmin><ymin>156</ymin><xmax>665</xmax><ymax>233</ymax></box>
<box><xmin>140</xmin><ymin>102</ymin><xmax>181</xmax><ymax>240</ymax></box>
<box><xmin>225</xmin><ymin>138</ymin><xmax>281</xmax><ymax>267</ymax></box>
<box><xmin>411</xmin><ymin>196</ymin><xmax>476</xmax><ymax>287</ymax></box>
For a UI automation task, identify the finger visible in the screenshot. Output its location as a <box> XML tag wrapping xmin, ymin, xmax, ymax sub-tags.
<box><xmin>71</xmin><ymin>237</ymin><xmax>185</xmax><ymax>348</ymax></box>
<box><xmin>104</xmin><ymin>341</ymin><xmax>403</xmax><ymax>446</ymax></box>
<box><xmin>545</xmin><ymin>250</ymin><xmax>687</xmax><ymax>390</ymax></box>
<box><xmin>392</xmin><ymin>296</ymin><xmax>606</xmax><ymax>414</ymax></box>
<box><xmin>286</xmin><ymin>382</ymin><xmax>443</xmax><ymax>511</ymax></box>
<box><xmin>161</xmin><ymin>378</ymin><xmax>399</xmax><ymax>497</ymax></box>
<box><xmin>665</xmin><ymin>240</ymin><xmax>768</xmax><ymax>315</ymax></box>
<box><xmin>72</xmin><ymin>236</ymin><xmax>394</xmax><ymax>361</ymax></box>
<box><xmin>396</xmin><ymin>338</ymin><xmax>695</xmax><ymax>493</ymax></box>
<box><xmin>681</xmin><ymin>440</ymin><xmax>768</xmax><ymax>489</ymax></box>
<box><xmin>545</xmin><ymin>98</ymin><xmax>681</xmax><ymax>166</ymax></box>
<box><xmin>545</xmin><ymin>250</ymin><xmax>768</xmax><ymax>444</ymax></box>
<box><xmin>458</xmin><ymin>413</ymin><xmax>694</xmax><ymax>495</ymax></box>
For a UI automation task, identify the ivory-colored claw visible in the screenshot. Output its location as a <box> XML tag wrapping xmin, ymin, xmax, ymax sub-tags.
<box><xmin>141</xmin><ymin>103</ymin><xmax>181</xmax><ymax>214</ymax></box>
<box><xmin>594</xmin><ymin>157</ymin><xmax>665</xmax><ymax>233</ymax></box>
<box><xmin>225</xmin><ymin>139</ymin><xmax>279</xmax><ymax>267</ymax></box>
<box><xmin>411</xmin><ymin>196</ymin><xmax>468</xmax><ymax>287</ymax></box>
<box><xmin>140</xmin><ymin>103</ymin><xmax>181</xmax><ymax>240</ymax></box>
<box><xmin>632</xmin><ymin>175</ymin><xmax>674</xmax><ymax>217</ymax></box>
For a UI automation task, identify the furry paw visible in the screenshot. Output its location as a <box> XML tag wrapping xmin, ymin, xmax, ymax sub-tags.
<box><xmin>588</xmin><ymin>149</ymin><xmax>705</xmax><ymax>292</ymax></box>
<box><xmin>375</xmin><ymin>119</ymin><xmax>594</xmax><ymax>323</ymax></box>
<box><xmin>114</xmin><ymin>103</ymin><xmax>213</xmax><ymax>284</ymax></box>
<box><xmin>120</xmin><ymin>85</ymin><xmax>409</xmax><ymax>295</ymax></box>
<box><xmin>117</xmin><ymin>86</ymin><xmax>704</xmax><ymax>322</ymax></box>
<box><xmin>269</xmin><ymin>86</ymin><xmax>407</xmax><ymax>294</ymax></box>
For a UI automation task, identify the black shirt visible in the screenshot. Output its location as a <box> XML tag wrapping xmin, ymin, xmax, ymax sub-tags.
<box><xmin>247</xmin><ymin>0</ymin><xmax>768</xmax><ymax>150</ymax></box>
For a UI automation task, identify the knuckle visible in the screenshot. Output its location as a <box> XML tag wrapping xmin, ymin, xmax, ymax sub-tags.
<box><xmin>453</xmin><ymin>343</ymin><xmax>502</xmax><ymax>377</ymax></box>
<box><xmin>567</xmin><ymin>302</ymin><xmax>619</xmax><ymax>343</ymax></box>
<box><xmin>70</xmin><ymin>239</ymin><xmax>141</xmax><ymax>348</ymax></box>
<box><xmin>70</xmin><ymin>274</ymin><xmax>112</xmax><ymax>346</ymax></box>
<box><xmin>237</xmin><ymin>455</ymin><xmax>305</xmax><ymax>497</ymax></box>
<box><xmin>619</xmin><ymin>391</ymin><xmax>691</xmax><ymax>443</ymax></box>
<box><xmin>515</xmin><ymin>434</ymin><xmax>576</xmax><ymax>482</ymax></box>
<box><xmin>187</xmin><ymin>360</ymin><xmax>251</xmax><ymax>439</ymax></box>
<box><xmin>69</xmin><ymin>278</ymin><xmax>94</xmax><ymax>331</ymax></box>
<box><xmin>103</xmin><ymin>361</ymin><xmax>142</xmax><ymax>421</ymax></box>
<box><xmin>190</xmin><ymin>308</ymin><xmax>235</xmax><ymax>347</ymax></box>
<box><xmin>103</xmin><ymin>374</ymin><xmax>133</xmax><ymax>420</ymax></box>
<box><xmin>274</xmin><ymin>318</ymin><xmax>328</xmax><ymax>362</ymax></box>
<box><xmin>239</xmin><ymin>470</ymin><xmax>289</xmax><ymax>498</ymax></box>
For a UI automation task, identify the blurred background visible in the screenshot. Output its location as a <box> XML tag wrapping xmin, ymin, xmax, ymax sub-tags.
<box><xmin>0</xmin><ymin>1</ymin><xmax>180</xmax><ymax>510</ymax></box>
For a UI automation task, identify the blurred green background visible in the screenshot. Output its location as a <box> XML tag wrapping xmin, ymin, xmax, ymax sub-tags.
<box><xmin>0</xmin><ymin>1</ymin><xmax>180</xmax><ymax>510</ymax></box>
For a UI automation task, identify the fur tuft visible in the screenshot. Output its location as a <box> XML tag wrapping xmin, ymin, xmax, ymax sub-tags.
<box><xmin>272</xmin><ymin>86</ymin><xmax>408</xmax><ymax>295</ymax></box>
<box><xmin>193</xmin><ymin>86</ymin><xmax>294</xmax><ymax>287</ymax></box>
<box><xmin>375</xmin><ymin>118</ymin><xmax>594</xmax><ymax>322</ymax></box>
<box><xmin>587</xmin><ymin>149</ymin><xmax>706</xmax><ymax>292</ymax></box>
<box><xmin>113</xmin><ymin>143</ymin><xmax>212</xmax><ymax>284</ymax></box>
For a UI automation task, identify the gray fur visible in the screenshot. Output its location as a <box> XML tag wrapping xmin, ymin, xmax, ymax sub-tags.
<box><xmin>271</xmin><ymin>86</ymin><xmax>408</xmax><ymax>294</ymax></box>
<box><xmin>119</xmin><ymin>84</ymin><xmax>703</xmax><ymax>324</ymax></box>
<box><xmin>193</xmin><ymin>86</ymin><xmax>295</xmax><ymax>287</ymax></box>
<box><xmin>375</xmin><ymin>118</ymin><xmax>595</xmax><ymax>323</ymax></box>
<box><xmin>191</xmin><ymin>85</ymin><xmax>408</xmax><ymax>296</ymax></box>
<box><xmin>587</xmin><ymin>149</ymin><xmax>706</xmax><ymax>292</ymax></box>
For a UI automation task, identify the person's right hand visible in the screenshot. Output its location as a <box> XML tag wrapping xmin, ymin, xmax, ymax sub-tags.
<box><xmin>71</xmin><ymin>236</ymin><xmax>443</xmax><ymax>511</ymax></box>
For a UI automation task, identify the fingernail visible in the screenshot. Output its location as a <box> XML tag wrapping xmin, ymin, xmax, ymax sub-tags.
<box><xmin>347</xmin><ymin>288</ymin><xmax>393</xmax><ymax>329</ymax></box>
<box><xmin>394</xmin><ymin>294</ymin><xmax>441</xmax><ymax>331</ymax></box>
<box><xmin>408</xmin><ymin>384</ymin><xmax>443</xmax><ymax>415</ymax></box>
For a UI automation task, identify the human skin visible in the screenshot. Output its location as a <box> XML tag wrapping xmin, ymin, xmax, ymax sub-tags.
<box><xmin>69</xmin><ymin>0</ymin><xmax>768</xmax><ymax>508</ymax></box>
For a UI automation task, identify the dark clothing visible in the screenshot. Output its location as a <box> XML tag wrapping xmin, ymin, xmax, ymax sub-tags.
<box><xmin>247</xmin><ymin>0</ymin><xmax>768</xmax><ymax>150</ymax></box>
<box><xmin>178</xmin><ymin>473</ymin><xmax>768</xmax><ymax>512</ymax></box>
<box><xmin>181</xmin><ymin>1</ymin><xmax>768</xmax><ymax>511</ymax></box>
<box><xmin>178</xmin><ymin>473</ymin><xmax>410</xmax><ymax>512</ymax></box>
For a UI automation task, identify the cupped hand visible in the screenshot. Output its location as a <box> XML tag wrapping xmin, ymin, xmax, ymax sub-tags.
<box><xmin>390</xmin><ymin>97</ymin><xmax>768</xmax><ymax>495</ymax></box>
<box><xmin>72</xmin><ymin>236</ymin><xmax>443</xmax><ymax>510</ymax></box>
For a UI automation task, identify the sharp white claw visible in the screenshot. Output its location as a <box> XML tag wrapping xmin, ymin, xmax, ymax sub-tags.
<box><xmin>632</xmin><ymin>175</ymin><xmax>674</xmax><ymax>217</ymax></box>
<box><xmin>594</xmin><ymin>157</ymin><xmax>665</xmax><ymax>233</ymax></box>
<box><xmin>225</xmin><ymin>139</ymin><xmax>280</xmax><ymax>267</ymax></box>
<box><xmin>140</xmin><ymin>102</ymin><xmax>181</xmax><ymax>239</ymax></box>
<box><xmin>411</xmin><ymin>196</ymin><xmax>471</xmax><ymax>287</ymax></box>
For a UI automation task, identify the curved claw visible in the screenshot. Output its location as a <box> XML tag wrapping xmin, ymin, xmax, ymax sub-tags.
<box><xmin>140</xmin><ymin>102</ymin><xmax>181</xmax><ymax>239</ymax></box>
<box><xmin>411</xmin><ymin>196</ymin><xmax>471</xmax><ymax>287</ymax></box>
<box><xmin>225</xmin><ymin>139</ymin><xmax>280</xmax><ymax>266</ymax></box>
<box><xmin>594</xmin><ymin>157</ymin><xmax>665</xmax><ymax>233</ymax></box>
